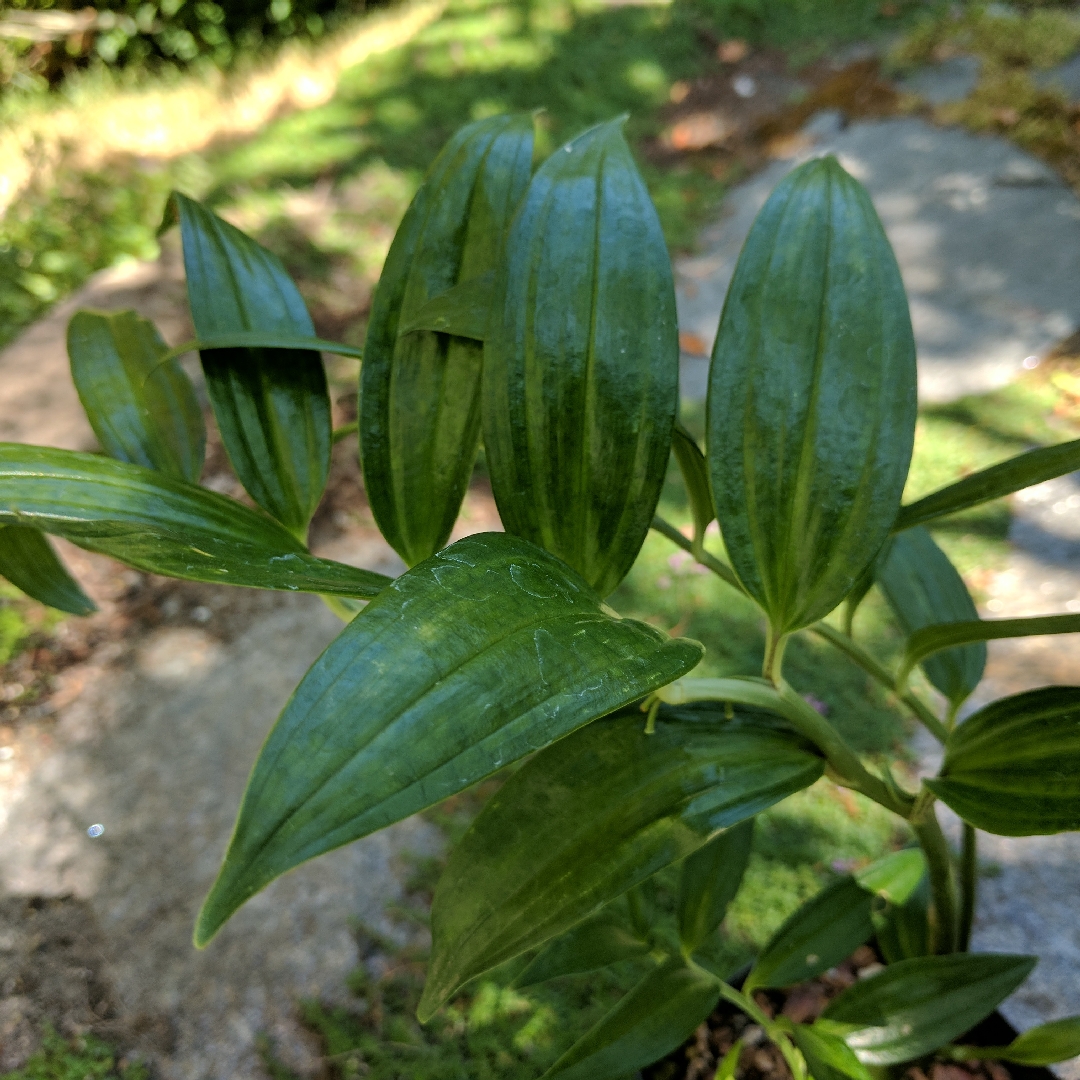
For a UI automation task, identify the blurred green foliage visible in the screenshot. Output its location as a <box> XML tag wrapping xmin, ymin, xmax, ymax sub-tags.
<box><xmin>0</xmin><ymin>1025</ymin><xmax>148</xmax><ymax>1080</ymax></box>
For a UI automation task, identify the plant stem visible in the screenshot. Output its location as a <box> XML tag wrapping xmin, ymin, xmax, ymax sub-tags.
<box><xmin>912</xmin><ymin>799</ymin><xmax>958</xmax><ymax>954</ymax></box>
<box><xmin>650</xmin><ymin>515</ymin><xmax>746</xmax><ymax>594</ymax></box>
<box><xmin>716</xmin><ymin>983</ymin><xmax>806</xmax><ymax>1080</ymax></box>
<box><xmin>332</xmin><ymin>420</ymin><xmax>359</xmax><ymax>443</ymax></box>
<box><xmin>763</xmin><ymin>625</ymin><xmax>788</xmax><ymax>682</ymax></box>
<box><xmin>810</xmin><ymin>622</ymin><xmax>949</xmax><ymax>744</ymax></box>
<box><xmin>958</xmin><ymin>822</ymin><xmax>977</xmax><ymax>952</ymax></box>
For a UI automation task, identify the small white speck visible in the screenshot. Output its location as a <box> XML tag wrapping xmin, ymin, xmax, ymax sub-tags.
<box><xmin>87</xmin><ymin>824</ymin><xmax>104</xmax><ymax>838</ymax></box>
<box><xmin>0</xmin><ymin>746</ymin><xmax>13</xmax><ymax>761</ymax></box>
<box><xmin>805</xmin><ymin>953</ymin><xmax>819</xmax><ymax>965</ymax></box>
<box><xmin>1023</xmin><ymin>355</ymin><xmax>1040</xmax><ymax>369</ymax></box>
<box><xmin>733</xmin><ymin>75</ymin><xmax>757</xmax><ymax>98</ymax></box>
<box><xmin>191</xmin><ymin>605</ymin><xmax>212</xmax><ymax>623</ymax></box>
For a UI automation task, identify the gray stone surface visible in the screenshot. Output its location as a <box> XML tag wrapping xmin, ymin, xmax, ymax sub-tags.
<box><xmin>899</xmin><ymin>54</ymin><xmax>983</xmax><ymax>106</ymax></box>
<box><xmin>1034</xmin><ymin>53</ymin><xmax>1080</xmax><ymax>102</ymax></box>
<box><xmin>677</xmin><ymin>115</ymin><xmax>1080</xmax><ymax>402</ymax></box>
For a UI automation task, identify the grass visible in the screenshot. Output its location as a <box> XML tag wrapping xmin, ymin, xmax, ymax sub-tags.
<box><xmin>0</xmin><ymin>1026</ymin><xmax>148</xmax><ymax>1080</ymax></box>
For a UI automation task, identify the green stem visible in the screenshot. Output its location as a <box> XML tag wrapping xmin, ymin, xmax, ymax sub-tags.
<box><xmin>958</xmin><ymin>822</ymin><xmax>977</xmax><ymax>952</ymax></box>
<box><xmin>810</xmin><ymin>622</ymin><xmax>949</xmax><ymax>744</ymax></box>
<box><xmin>332</xmin><ymin>420</ymin><xmax>359</xmax><ymax>443</ymax></box>
<box><xmin>650</xmin><ymin>515</ymin><xmax>746</xmax><ymax>595</ymax></box>
<box><xmin>716</xmin><ymin>983</ymin><xmax>806</xmax><ymax>1080</ymax></box>
<box><xmin>912</xmin><ymin>799</ymin><xmax>958</xmax><ymax>954</ymax></box>
<box><xmin>321</xmin><ymin>594</ymin><xmax>366</xmax><ymax>622</ymax></box>
<box><xmin>763</xmin><ymin>626</ymin><xmax>788</xmax><ymax>682</ymax></box>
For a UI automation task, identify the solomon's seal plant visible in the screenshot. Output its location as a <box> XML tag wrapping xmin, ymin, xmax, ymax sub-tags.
<box><xmin>2</xmin><ymin>112</ymin><xmax>1079</xmax><ymax>1079</ymax></box>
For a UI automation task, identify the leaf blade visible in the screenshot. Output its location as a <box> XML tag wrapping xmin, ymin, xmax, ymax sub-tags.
<box><xmin>672</xmin><ymin>422</ymin><xmax>716</xmax><ymax>555</ymax></box>
<box><xmin>0</xmin><ymin>525</ymin><xmax>96</xmax><ymax>616</ymax></box>
<box><xmin>195</xmin><ymin>532</ymin><xmax>704</xmax><ymax>947</ymax></box>
<box><xmin>677</xmin><ymin>818</ymin><xmax>754</xmax><ymax>954</ymax></box>
<box><xmin>791</xmin><ymin>1022</ymin><xmax>873</xmax><ymax>1080</ymax></box>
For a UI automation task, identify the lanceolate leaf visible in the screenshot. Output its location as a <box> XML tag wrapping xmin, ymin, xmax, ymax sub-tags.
<box><xmin>362</xmin><ymin>116</ymin><xmax>534</xmax><ymax>566</ymax></box>
<box><xmin>672</xmin><ymin>422</ymin><xmax>715</xmax><ymax>555</ymax></box>
<box><xmin>0</xmin><ymin>444</ymin><xmax>388</xmax><ymax>598</ymax></box>
<box><xmin>677</xmin><ymin>818</ymin><xmax>754</xmax><ymax>954</ymax></box>
<box><xmin>925</xmin><ymin>686</ymin><xmax>1080</xmax><ymax>835</ymax></box>
<box><xmin>950</xmin><ymin>1017</ymin><xmax>1080</xmax><ymax>1066</ymax></box>
<box><xmin>541</xmin><ymin>958</ymin><xmax>721</xmax><ymax>1080</ymax></box>
<box><xmin>898</xmin><ymin>614</ymin><xmax>1080</xmax><ymax>687</ymax></box>
<box><xmin>877</xmin><ymin>527</ymin><xmax>984</xmax><ymax>707</ymax></box>
<box><xmin>744</xmin><ymin>876</ymin><xmax>874</xmax><ymax>992</ymax></box>
<box><xmin>167</xmin><ymin>332</ymin><xmax>363</xmax><ymax>359</ymax></box>
<box><xmin>514</xmin><ymin>897</ymin><xmax>651</xmax><ymax>988</ymax></box>
<box><xmin>895</xmin><ymin>437</ymin><xmax>1080</xmax><ymax>533</ymax></box>
<box><xmin>872</xmin><ymin>873</ymin><xmax>930</xmax><ymax>964</ymax></box>
<box><xmin>855</xmin><ymin>848</ymin><xmax>926</xmax><ymax>906</ymax></box>
<box><xmin>195</xmin><ymin>533</ymin><xmax>702</xmax><ymax>948</ymax></box>
<box><xmin>819</xmin><ymin>954</ymin><xmax>1037</xmax><ymax>1065</ymax></box>
<box><xmin>790</xmin><ymin>1023</ymin><xmax>872</xmax><ymax>1080</ymax></box>
<box><xmin>170</xmin><ymin>192</ymin><xmax>330</xmax><ymax>535</ymax></box>
<box><xmin>483</xmin><ymin>117</ymin><xmax>680</xmax><ymax>598</ymax></box>
<box><xmin>0</xmin><ymin>525</ymin><xmax>96</xmax><ymax>616</ymax></box>
<box><xmin>68</xmin><ymin>310</ymin><xmax>205</xmax><ymax>483</ymax></box>
<box><xmin>707</xmin><ymin>156</ymin><xmax>917</xmax><ymax>635</ymax></box>
<box><xmin>419</xmin><ymin>706</ymin><xmax>823</xmax><ymax>1020</ymax></box>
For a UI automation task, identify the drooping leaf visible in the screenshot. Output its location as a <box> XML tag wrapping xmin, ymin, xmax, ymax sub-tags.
<box><xmin>895</xmin><ymin>437</ymin><xmax>1080</xmax><ymax>533</ymax></box>
<box><xmin>514</xmin><ymin>896</ymin><xmax>651</xmax><ymax>988</ymax></box>
<box><xmin>397</xmin><ymin>271</ymin><xmax>494</xmax><ymax>340</ymax></box>
<box><xmin>0</xmin><ymin>525</ymin><xmax>96</xmax><ymax>616</ymax></box>
<box><xmin>743</xmin><ymin>876</ymin><xmax>874</xmax><ymax>993</ymax></box>
<box><xmin>677</xmin><ymin>818</ymin><xmax>754</xmax><ymax>954</ymax></box>
<box><xmin>362</xmin><ymin>116</ymin><xmax>534</xmax><ymax>566</ymax></box>
<box><xmin>877</xmin><ymin>527</ymin><xmax>984</xmax><ymax>707</ymax></box>
<box><xmin>672</xmin><ymin>422</ymin><xmax>715</xmax><ymax>555</ymax></box>
<box><xmin>420</xmin><ymin>706</ymin><xmax>823</xmax><ymax>1020</ymax></box>
<box><xmin>170</xmin><ymin>192</ymin><xmax>330</xmax><ymax>535</ymax></box>
<box><xmin>707</xmin><ymin>156</ymin><xmax>917</xmax><ymax>635</ymax></box>
<box><xmin>872</xmin><ymin>873</ymin><xmax>930</xmax><ymax>964</ymax></box>
<box><xmin>791</xmin><ymin>1022</ymin><xmax>873</xmax><ymax>1080</ymax></box>
<box><xmin>898</xmin><ymin>615</ymin><xmax>1080</xmax><ymax>687</ymax></box>
<box><xmin>0</xmin><ymin>444</ymin><xmax>388</xmax><ymax>598</ymax></box>
<box><xmin>541</xmin><ymin>958</ymin><xmax>721</xmax><ymax>1080</ymax></box>
<box><xmin>195</xmin><ymin>533</ymin><xmax>703</xmax><ymax>948</ymax></box>
<box><xmin>68</xmin><ymin>309</ymin><xmax>205</xmax><ymax>482</ymax></box>
<box><xmin>925</xmin><ymin>686</ymin><xmax>1080</xmax><ymax>835</ymax></box>
<box><xmin>950</xmin><ymin>1017</ymin><xmax>1080</xmax><ymax>1066</ymax></box>
<box><xmin>818</xmin><ymin>954</ymin><xmax>1037</xmax><ymax>1065</ymax></box>
<box><xmin>855</xmin><ymin>848</ymin><xmax>926</xmax><ymax>906</ymax></box>
<box><xmin>168</xmin><ymin>332</ymin><xmax>363</xmax><ymax>359</ymax></box>
<box><xmin>483</xmin><ymin>117</ymin><xmax>680</xmax><ymax>597</ymax></box>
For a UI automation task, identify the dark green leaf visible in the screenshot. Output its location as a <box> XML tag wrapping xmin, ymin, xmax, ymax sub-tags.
<box><xmin>541</xmin><ymin>957</ymin><xmax>720</xmax><ymax>1080</ymax></box>
<box><xmin>483</xmin><ymin>117</ymin><xmax>680</xmax><ymax>597</ymax></box>
<box><xmin>899</xmin><ymin>615</ymin><xmax>1080</xmax><ymax>688</ymax></box>
<box><xmin>68</xmin><ymin>309</ymin><xmax>205</xmax><ymax>483</ymax></box>
<box><xmin>195</xmin><ymin>533</ymin><xmax>702</xmax><ymax>948</ymax></box>
<box><xmin>514</xmin><ymin>896</ymin><xmax>651</xmax><ymax>988</ymax></box>
<box><xmin>0</xmin><ymin>525</ymin><xmax>96</xmax><ymax>615</ymax></box>
<box><xmin>855</xmin><ymin>848</ymin><xmax>926</xmax><ymax>906</ymax></box>
<box><xmin>951</xmin><ymin>1017</ymin><xmax>1080</xmax><ymax>1066</ymax></box>
<box><xmin>397</xmin><ymin>271</ymin><xmax>494</xmax><ymax>340</ymax></box>
<box><xmin>872</xmin><ymin>873</ymin><xmax>930</xmax><ymax>964</ymax></box>
<box><xmin>0</xmin><ymin>444</ymin><xmax>388</xmax><ymax>598</ymax></box>
<box><xmin>843</xmin><ymin>539</ymin><xmax>891</xmax><ymax>635</ymax></box>
<box><xmin>925</xmin><ymin>686</ymin><xmax>1080</xmax><ymax>835</ymax></box>
<box><xmin>878</xmin><ymin>527</ymin><xmax>984</xmax><ymax>707</ymax></box>
<box><xmin>169</xmin><ymin>332</ymin><xmax>363</xmax><ymax>359</ymax></box>
<box><xmin>170</xmin><ymin>192</ymin><xmax>330</xmax><ymax>535</ymax></box>
<box><xmin>420</xmin><ymin>706</ymin><xmax>823</xmax><ymax>1020</ymax></box>
<box><xmin>819</xmin><ymin>953</ymin><xmax>1037</xmax><ymax>1064</ymax></box>
<box><xmin>895</xmin><ymin>438</ymin><xmax>1080</xmax><ymax>533</ymax></box>
<box><xmin>677</xmin><ymin>818</ymin><xmax>754</xmax><ymax>954</ymax></box>
<box><xmin>707</xmin><ymin>156</ymin><xmax>917</xmax><ymax>635</ymax></box>
<box><xmin>672</xmin><ymin>422</ymin><xmax>715</xmax><ymax>555</ymax></box>
<box><xmin>791</xmin><ymin>1022</ymin><xmax>873</xmax><ymax>1080</ymax></box>
<box><xmin>362</xmin><ymin>116</ymin><xmax>534</xmax><ymax>565</ymax></box>
<box><xmin>744</xmin><ymin>876</ymin><xmax>874</xmax><ymax>992</ymax></box>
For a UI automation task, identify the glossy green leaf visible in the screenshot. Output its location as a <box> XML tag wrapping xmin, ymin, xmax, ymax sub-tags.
<box><xmin>514</xmin><ymin>896</ymin><xmax>651</xmax><ymax>988</ymax></box>
<box><xmin>195</xmin><ymin>532</ymin><xmax>702</xmax><ymax>948</ymax></box>
<box><xmin>420</xmin><ymin>706</ymin><xmax>823</xmax><ymax>1020</ymax></box>
<box><xmin>0</xmin><ymin>525</ymin><xmax>96</xmax><ymax>615</ymax></box>
<box><xmin>170</xmin><ymin>192</ymin><xmax>330</xmax><ymax>535</ymax></box>
<box><xmin>878</xmin><ymin>527</ymin><xmax>984</xmax><ymax>707</ymax></box>
<box><xmin>899</xmin><ymin>615</ymin><xmax>1080</xmax><ymax>687</ymax></box>
<box><xmin>397</xmin><ymin>271</ymin><xmax>494</xmax><ymax>340</ymax></box>
<box><xmin>855</xmin><ymin>848</ymin><xmax>926</xmax><ymax>906</ymax></box>
<box><xmin>362</xmin><ymin>116</ymin><xmax>534</xmax><ymax>566</ymax></box>
<box><xmin>950</xmin><ymin>1017</ymin><xmax>1080</xmax><ymax>1066</ymax></box>
<box><xmin>707</xmin><ymin>156</ymin><xmax>917</xmax><ymax>635</ymax></box>
<box><xmin>744</xmin><ymin>876</ymin><xmax>874</xmax><ymax>993</ymax></box>
<box><xmin>819</xmin><ymin>953</ymin><xmax>1037</xmax><ymax>1065</ymax></box>
<box><xmin>68</xmin><ymin>309</ymin><xmax>205</xmax><ymax>483</ymax></box>
<box><xmin>791</xmin><ymin>1022</ymin><xmax>873</xmax><ymax>1080</ymax></box>
<box><xmin>672</xmin><ymin>422</ymin><xmax>715</xmax><ymax>555</ymax></box>
<box><xmin>872</xmin><ymin>873</ymin><xmax>930</xmax><ymax>964</ymax></box>
<box><xmin>0</xmin><ymin>444</ymin><xmax>388</xmax><ymax>598</ymax></box>
<box><xmin>541</xmin><ymin>957</ymin><xmax>721</xmax><ymax>1080</ymax></box>
<box><xmin>895</xmin><ymin>437</ymin><xmax>1080</xmax><ymax>533</ymax></box>
<box><xmin>483</xmin><ymin>117</ymin><xmax>680</xmax><ymax>598</ymax></box>
<box><xmin>925</xmin><ymin>686</ymin><xmax>1080</xmax><ymax>835</ymax></box>
<box><xmin>677</xmin><ymin>818</ymin><xmax>754</xmax><ymax>954</ymax></box>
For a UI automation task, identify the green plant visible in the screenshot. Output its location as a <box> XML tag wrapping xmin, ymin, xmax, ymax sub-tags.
<box><xmin>0</xmin><ymin>1024</ymin><xmax>148</xmax><ymax>1080</ymax></box>
<box><xmin>2</xmin><ymin>113</ymin><xmax>1080</xmax><ymax>1079</ymax></box>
